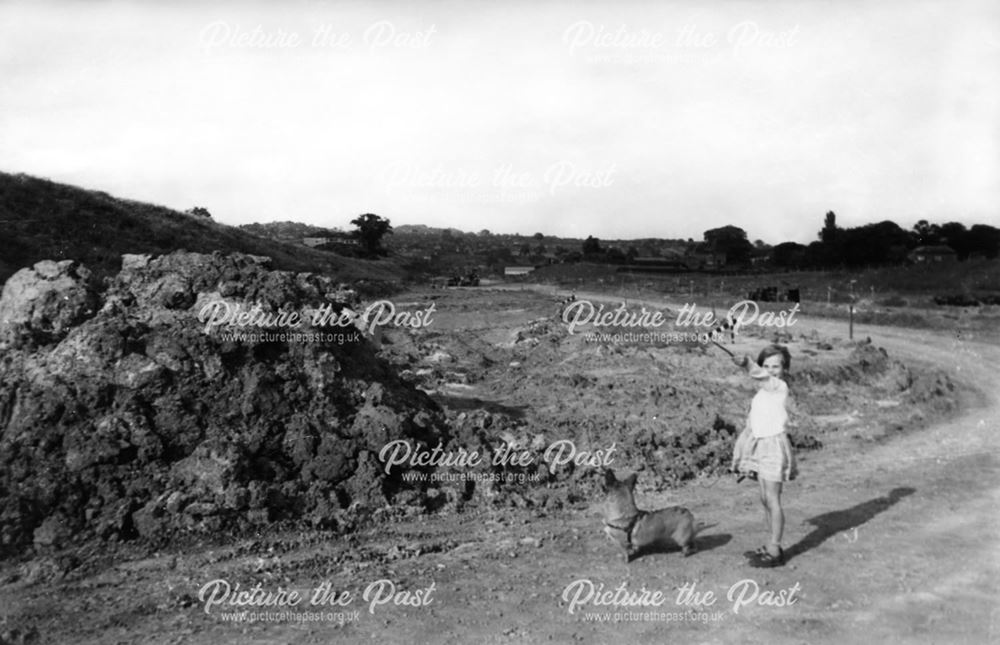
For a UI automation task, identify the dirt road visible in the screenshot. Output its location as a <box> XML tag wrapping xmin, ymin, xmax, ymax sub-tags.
<box><xmin>2</xmin><ymin>290</ymin><xmax>997</xmax><ymax>644</ymax></box>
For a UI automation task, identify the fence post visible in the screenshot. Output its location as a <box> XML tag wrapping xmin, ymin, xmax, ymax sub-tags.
<box><xmin>849</xmin><ymin>280</ymin><xmax>857</xmax><ymax>340</ymax></box>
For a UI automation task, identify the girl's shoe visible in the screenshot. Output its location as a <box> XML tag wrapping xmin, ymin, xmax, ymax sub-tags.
<box><xmin>750</xmin><ymin>547</ymin><xmax>785</xmax><ymax>568</ymax></box>
<box><xmin>743</xmin><ymin>545</ymin><xmax>769</xmax><ymax>558</ymax></box>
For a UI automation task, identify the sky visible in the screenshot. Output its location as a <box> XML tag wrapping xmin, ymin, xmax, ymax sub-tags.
<box><xmin>1</xmin><ymin>0</ymin><xmax>998</xmax><ymax>244</ymax></box>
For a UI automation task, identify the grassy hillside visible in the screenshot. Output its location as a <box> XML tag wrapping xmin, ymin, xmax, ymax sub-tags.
<box><xmin>0</xmin><ymin>172</ymin><xmax>404</xmax><ymax>288</ymax></box>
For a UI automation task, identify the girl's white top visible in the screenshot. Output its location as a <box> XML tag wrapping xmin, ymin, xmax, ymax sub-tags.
<box><xmin>748</xmin><ymin>374</ymin><xmax>789</xmax><ymax>438</ymax></box>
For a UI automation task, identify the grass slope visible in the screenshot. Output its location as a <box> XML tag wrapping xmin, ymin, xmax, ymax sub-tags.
<box><xmin>0</xmin><ymin>172</ymin><xmax>403</xmax><ymax>287</ymax></box>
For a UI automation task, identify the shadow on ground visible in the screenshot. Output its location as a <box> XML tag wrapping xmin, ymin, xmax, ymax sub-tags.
<box><xmin>430</xmin><ymin>394</ymin><xmax>529</xmax><ymax>418</ymax></box>
<box><xmin>628</xmin><ymin>532</ymin><xmax>733</xmax><ymax>562</ymax></box>
<box><xmin>787</xmin><ymin>487</ymin><xmax>916</xmax><ymax>561</ymax></box>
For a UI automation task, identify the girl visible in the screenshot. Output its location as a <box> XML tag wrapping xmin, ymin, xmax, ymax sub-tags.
<box><xmin>731</xmin><ymin>344</ymin><xmax>798</xmax><ymax>568</ymax></box>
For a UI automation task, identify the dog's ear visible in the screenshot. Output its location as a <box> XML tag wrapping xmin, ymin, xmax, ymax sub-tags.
<box><xmin>603</xmin><ymin>468</ymin><xmax>616</xmax><ymax>488</ymax></box>
<box><xmin>625</xmin><ymin>473</ymin><xmax>638</xmax><ymax>490</ymax></box>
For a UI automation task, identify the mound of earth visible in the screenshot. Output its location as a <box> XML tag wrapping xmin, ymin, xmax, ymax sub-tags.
<box><xmin>375</xmin><ymin>291</ymin><xmax>959</xmax><ymax>500</ymax></box>
<box><xmin>0</xmin><ymin>252</ymin><xmax>448</xmax><ymax>558</ymax></box>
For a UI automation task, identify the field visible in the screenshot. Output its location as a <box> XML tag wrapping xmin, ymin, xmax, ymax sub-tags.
<box><xmin>523</xmin><ymin>261</ymin><xmax>1000</xmax><ymax>342</ymax></box>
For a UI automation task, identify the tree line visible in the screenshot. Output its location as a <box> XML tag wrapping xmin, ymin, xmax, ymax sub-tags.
<box><xmin>580</xmin><ymin>213</ymin><xmax>1000</xmax><ymax>269</ymax></box>
<box><xmin>770</xmin><ymin>213</ymin><xmax>1000</xmax><ymax>268</ymax></box>
<box><xmin>347</xmin><ymin>211</ymin><xmax>999</xmax><ymax>270</ymax></box>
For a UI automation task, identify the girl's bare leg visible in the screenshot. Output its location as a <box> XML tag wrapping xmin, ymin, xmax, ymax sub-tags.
<box><xmin>763</xmin><ymin>480</ymin><xmax>784</xmax><ymax>556</ymax></box>
<box><xmin>759</xmin><ymin>478</ymin><xmax>771</xmax><ymax>532</ymax></box>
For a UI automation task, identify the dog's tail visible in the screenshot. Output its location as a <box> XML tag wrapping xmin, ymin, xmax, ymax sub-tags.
<box><xmin>692</xmin><ymin>521</ymin><xmax>717</xmax><ymax>537</ymax></box>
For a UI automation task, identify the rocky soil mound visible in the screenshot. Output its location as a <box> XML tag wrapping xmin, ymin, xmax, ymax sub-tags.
<box><xmin>377</xmin><ymin>295</ymin><xmax>959</xmax><ymax>499</ymax></box>
<box><xmin>0</xmin><ymin>252</ymin><xmax>448</xmax><ymax>558</ymax></box>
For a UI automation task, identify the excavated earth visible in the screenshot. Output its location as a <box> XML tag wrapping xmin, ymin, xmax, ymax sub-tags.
<box><xmin>0</xmin><ymin>253</ymin><xmax>450</xmax><ymax>560</ymax></box>
<box><xmin>0</xmin><ymin>264</ymin><xmax>978</xmax><ymax>645</ymax></box>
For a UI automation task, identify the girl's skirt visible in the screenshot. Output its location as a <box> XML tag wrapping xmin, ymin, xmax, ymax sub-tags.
<box><xmin>732</xmin><ymin>427</ymin><xmax>797</xmax><ymax>482</ymax></box>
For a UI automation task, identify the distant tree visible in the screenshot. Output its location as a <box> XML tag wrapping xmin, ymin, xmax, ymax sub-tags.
<box><xmin>535</xmin><ymin>244</ymin><xmax>547</xmax><ymax>255</ymax></box>
<box><xmin>804</xmin><ymin>241</ymin><xmax>828</xmax><ymax>268</ymax></box>
<box><xmin>519</xmin><ymin>243</ymin><xmax>531</xmax><ymax>257</ymax></box>
<box><xmin>626</xmin><ymin>246</ymin><xmax>639</xmax><ymax>262</ymax></box>
<box><xmin>938</xmin><ymin>221</ymin><xmax>969</xmax><ymax>258</ymax></box>
<box><xmin>478</xmin><ymin>229</ymin><xmax>491</xmax><ymax>236</ymax></box>
<box><xmin>807</xmin><ymin>211</ymin><xmax>849</xmax><ymax>267</ymax></box>
<box><xmin>968</xmin><ymin>224</ymin><xmax>1000</xmax><ymax>259</ymax></box>
<box><xmin>350</xmin><ymin>213</ymin><xmax>393</xmax><ymax>255</ymax></box>
<box><xmin>938</xmin><ymin>222</ymin><xmax>966</xmax><ymax>244</ymax></box>
<box><xmin>186</xmin><ymin>206</ymin><xmax>212</xmax><ymax>219</ymax></box>
<box><xmin>753</xmin><ymin>239</ymin><xmax>766</xmax><ymax>249</ymax></box>
<box><xmin>703</xmin><ymin>225</ymin><xmax>753</xmax><ymax>266</ymax></box>
<box><xmin>820</xmin><ymin>211</ymin><xmax>839</xmax><ymax>243</ymax></box>
<box><xmin>533</xmin><ymin>232</ymin><xmax>544</xmax><ymax>240</ymax></box>
<box><xmin>582</xmin><ymin>235</ymin><xmax>602</xmax><ymax>255</ymax></box>
<box><xmin>772</xmin><ymin>242</ymin><xmax>807</xmax><ymax>268</ymax></box>
<box><xmin>912</xmin><ymin>220</ymin><xmax>942</xmax><ymax>246</ymax></box>
<box><xmin>840</xmin><ymin>221</ymin><xmax>911</xmax><ymax>266</ymax></box>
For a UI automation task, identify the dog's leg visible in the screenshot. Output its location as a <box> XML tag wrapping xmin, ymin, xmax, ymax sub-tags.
<box><xmin>676</xmin><ymin>514</ymin><xmax>697</xmax><ymax>557</ymax></box>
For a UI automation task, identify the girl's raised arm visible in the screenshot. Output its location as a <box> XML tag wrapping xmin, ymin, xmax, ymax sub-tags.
<box><xmin>733</xmin><ymin>354</ymin><xmax>770</xmax><ymax>380</ymax></box>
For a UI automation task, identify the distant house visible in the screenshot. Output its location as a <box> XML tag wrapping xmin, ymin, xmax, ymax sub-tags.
<box><xmin>304</xmin><ymin>233</ymin><xmax>357</xmax><ymax>247</ymax></box>
<box><xmin>908</xmin><ymin>245</ymin><xmax>956</xmax><ymax>263</ymax></box>
<box><xmin>504</xmin><ymin>266</ymin><xmax>536</xmax><ymax>277</ymax></box>
<box><xmin>302</xmin><ymin>237</ymin><xmax>331</xmax><ymax>247</ymax></box>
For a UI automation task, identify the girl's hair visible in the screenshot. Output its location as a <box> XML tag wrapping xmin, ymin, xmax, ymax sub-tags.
<box><xmin>757</xmin><ymin>344</ymin><xmax>791</xmax><ymax>371</ymax></box>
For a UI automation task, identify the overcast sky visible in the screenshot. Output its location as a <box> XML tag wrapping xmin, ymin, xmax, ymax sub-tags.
<box><xmin>1</xmin><ymin>0</ymin><xmax>997</xmax><ymax>243</ymax></box>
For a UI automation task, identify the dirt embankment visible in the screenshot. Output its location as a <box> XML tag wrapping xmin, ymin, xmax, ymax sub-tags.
<box><xmin>0</xmin><ymin>252</ymin><xmax>448</xmax><ymax>561</ymax></box>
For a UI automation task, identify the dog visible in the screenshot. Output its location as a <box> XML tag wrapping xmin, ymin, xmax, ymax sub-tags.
<box><xmin>601</xmin><ymin>469</ymin><xmax>704</xmax><ymax>562</ymax></box>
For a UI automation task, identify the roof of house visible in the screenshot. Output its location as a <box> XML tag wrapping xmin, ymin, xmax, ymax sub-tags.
<box><xmin>910</xmin><ymin>245</ymin><xmax>956</xmax><ymax>254</ymax></box>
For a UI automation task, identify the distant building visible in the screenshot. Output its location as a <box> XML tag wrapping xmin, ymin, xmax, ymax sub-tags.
<box><xmin>908</xmin><ymin>245</ymin><xmax>956</xmax><ymax>263</ymax></box>
<box><xmin>504</xmin><ymin>266</ymin><xmax>536</xmax><ymax>276</ymax></box>
<box><xmin>303</xmin><ymin>233</ymin><xmax>357</xmax><ymax>247</ymax></box>
<box><xmin>302</xmin><ymin>237</ymin><xmax>331</xmax><ymax>247</ymax></box>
